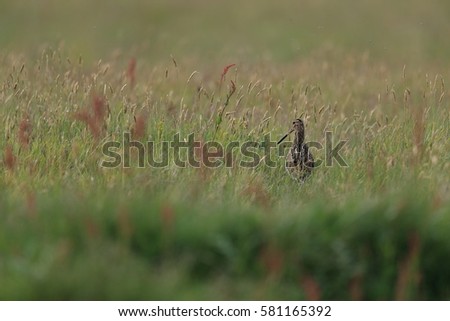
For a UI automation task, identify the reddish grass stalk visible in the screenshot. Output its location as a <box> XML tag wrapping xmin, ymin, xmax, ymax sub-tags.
<box><xmin>194</xmin><ymin>139</ymin><xmax>211</xmax><ymax>182</ymax></box>
<box><xmin>260</xmin><ymin>244</ymin><xmax>284</xmax><ymax>276</ymax></box>
<box><xmin>220</xmin><ymin>63</ymin><xmax>236</xmax><ymax>82</ymax></box>
<box><xmin>26</xmin><ymin>191</ymin><xmax>37</xmax><ymax>218</ymax></box>
<box><xmin>300</xmin><ymin>274</ymin><xmax>321</xmax><ymax>300</ymax></box>
<box><xmin>395</xmin><ymin>233</ymin><xmax>421</xmax><ymax>300</ymax></box>
<box><xmin>349</xmin><ymin>275</ymin><xmax>363</xmax><ymax>300</ymax></box>
<box><xmin>73</xmin><ymin>94</ymin><xmax>108</xmax><ymax>140</ymax></box>
<box><xmin>161</xmin><ymin>204</ymin><xmax>175</xmax><ymax>231</ymax></box>
<box><xmin>127</xmin><ymin>58</ymin><xmax>137</xmax><ymax>89</ymax></box>
<box><xmin>92</xmin><ymin>95</ymin><xmax>107</xmax><ymax>123</ymax></box>
<box><xmin>84</xmin><ymin>218</ymin><xmax>100</xmax><ymax>238</ymax></box>
<box><xmin>74</xmin><ymin>109</ymin><xmax>101</xmax><ymax>139</ymax></box>
<box><xmin>131</xmin><ymin>112</ymin><xmax>148</xmax><ymax>140</ymax></box>
<box><xmin>412</xmin><ymin>108</ymin><xmax>425</xmax><ymax>164</ymax></box>
<box><xmin>18</xmin><ymin>114</ymin><xmax>32</xmax><ymax>147</ymax></box>
<box><xmin>3</xmin><ymin>144</ymin><xmax>16</xmax><ymax>170</ymax></box>
<box><xmin>243</xmin><ymin>181</ymin><xmax>271</xmax><ymax>209</ymax></box>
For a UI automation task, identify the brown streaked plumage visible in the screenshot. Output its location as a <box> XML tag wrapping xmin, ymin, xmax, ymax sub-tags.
<box><xmin>278</xmin><ymin>119</ymin><xmax>314</xmax><ymax>182</ymax></box>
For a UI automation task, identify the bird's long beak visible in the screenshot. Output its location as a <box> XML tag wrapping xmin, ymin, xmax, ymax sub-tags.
<box><xmin>277</xmin><ymin>128</ymin><xmax>294</xmax><ymax>145</ymax></box>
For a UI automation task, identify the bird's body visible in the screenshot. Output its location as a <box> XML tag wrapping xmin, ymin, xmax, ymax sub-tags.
<box><xmin>279</xmin><ymin>119</ymin><xmax>314</xmax><ymax>181</ymax></box>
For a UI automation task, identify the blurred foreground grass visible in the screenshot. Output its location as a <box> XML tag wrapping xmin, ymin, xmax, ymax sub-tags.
<box><xmin>0</xmin><ymin>0</ymin><xmax>449</xmax><ymax>300</ymax></box>
<box><xmin>1</xmin><ymin>191</ymin><xmax>449</xmax><ymax>300</ymax></box>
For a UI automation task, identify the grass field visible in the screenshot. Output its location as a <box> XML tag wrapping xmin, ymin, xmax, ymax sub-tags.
<box><xmin>1</xmin><ymin>0</ymin><xmax>449</xmax><ymax>300</ymax></box>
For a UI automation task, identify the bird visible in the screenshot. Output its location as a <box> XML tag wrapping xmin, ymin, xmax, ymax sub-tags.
<box><xmin>277</xmin><ymin>118</ymin><xmax>314</xmax><ymax>181</ymax></box>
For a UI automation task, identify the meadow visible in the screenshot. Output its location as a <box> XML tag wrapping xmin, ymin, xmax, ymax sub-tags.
<box><xmin>0</xmin><ymin>0</ymin><xmax>449</xmax><ymax>300</ymax></box>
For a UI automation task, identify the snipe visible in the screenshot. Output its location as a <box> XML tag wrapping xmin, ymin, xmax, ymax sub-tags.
<box><xmin>277</xmin><ymin>119</ymin><xmax>315</xmax><ymax>181</ymax></box>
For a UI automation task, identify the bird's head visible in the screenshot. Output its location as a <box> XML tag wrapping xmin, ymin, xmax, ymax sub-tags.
<box><xmin>277</xmin><ymin>118</ymin><xmax>305</xmax><ymax>145</ymax></box>
<box><xmin>292</xmin><ymin>118</ymin><xmax>304</xmax><ymax>134</ymax></box>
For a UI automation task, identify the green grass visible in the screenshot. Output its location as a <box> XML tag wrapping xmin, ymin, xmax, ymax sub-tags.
<box><xmin>0</xmin><ymin>0</ymin><xmax>449</xmax><ymax>300</ymax></box>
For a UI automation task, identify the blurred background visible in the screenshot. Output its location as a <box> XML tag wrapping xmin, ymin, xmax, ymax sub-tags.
<box><xmin>1</xmin><ymin>0</ymin><xmax>449</xmax><ymax>301</ymax></box>
<box><xmin>1</xmin><ymin>0</ymin><xmax>450</xmax><ymax>66</ymax></box>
